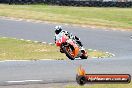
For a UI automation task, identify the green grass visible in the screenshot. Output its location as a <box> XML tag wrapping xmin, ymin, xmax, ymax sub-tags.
<box><xmin>66</xmin><ymin>82</ymin><xmax>132</xmax><ymax>88</ymax></box>
<box><xmin>0</xmin><ymin>37</ymin><xmax>66</xmax><ymax>60</ymax></box>
<box><xmin>0</xmin><ymin>4</ymin><xmax>132</xmax><ymax>30</ymax></box>
<box><xmin>0</xmin><ymin>37</ymin><xmax>111</xmax><ymax>60</ymax></box>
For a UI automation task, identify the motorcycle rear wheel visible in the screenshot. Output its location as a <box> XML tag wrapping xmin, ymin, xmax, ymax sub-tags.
<box><xmin>80</xmin><ymin>50</ymin><xmax>88</xmax><ymax>59</ymax></box>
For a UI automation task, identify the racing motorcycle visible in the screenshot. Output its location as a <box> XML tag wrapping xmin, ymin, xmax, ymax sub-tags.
<box><xmin>55</xmin><ymin>32</ymin><xmax>88</xmax><ymax>60</ymax></box>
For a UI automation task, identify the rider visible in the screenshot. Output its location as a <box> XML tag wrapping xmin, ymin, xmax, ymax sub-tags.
<box><xmin>54</xmin><ymin>26</ymin><xmax>84</xmax><ymax>52</ymax></box>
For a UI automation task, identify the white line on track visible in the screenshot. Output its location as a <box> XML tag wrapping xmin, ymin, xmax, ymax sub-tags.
<box><xmin>105</xmin><ymin>52</ymin><xmax>109</xmax><ymax>54</ymax></box>
<box><xmin>6</xmin><ymin>80</ymin><xmax>43</xmax><ymax>83</ymax></box>
<box><xmin>88</xmin><ymin>49</ymin><xmax>92</xmax><ymax>51</ymax></box>
<box><xmin>93</xmin><ymin>50</ymin><xmax>97</xmax><ymax>51</ymax></box>
<box><xmin>6</xmin><ymin>81</ymin><xmax>25</xmax><ymax>83</ymax></box>
<box><xmin>24</xmin><ymin>80</ymin><xmax>43</xmax><ymax>82</ymax></box>
<box><xmin>42</xmin><ymin>42</ymin><xmax>47</xmax><ymax>44</ymax></box>
<box><xmin>112</xmin><ymin>54</ymin><xmax>115</xmax><ymax>56</ymax></box>
<box><xmin>0</xmin><ymin>60</ymin><xmax>30</xmax><ymax>63</ymax></box>
<box><xmin>20</xmin><ymin>39</ymin><xmax>24</xmax><ymax>40</ymax></box>
<box><xmin>0</xmin><ymin>59</ymin><xmax>54</xmax><ymax>63</ymax></box>
<box><xmin>26</xmin><ymin>40</ymin><xmax>31</xmax><ymax>42</ymax></box>
<box><xmin>34</xmin><ymin>41</ymin><xmax>39</xmax><ymax>43</ymax></box>
<box><xmin>49</xmin><ymin>43</ymin><xmax>53</xmax><ymax>45</ymax></box>
<box><xmin>2</xmin><ymin>37</ymin><xmax>7</xmax><ymax>38</ymax></box>
<box><xmin>26</xmin><ymin>20</ymin><xmax>32</xmax><ymax>22</ymax></box>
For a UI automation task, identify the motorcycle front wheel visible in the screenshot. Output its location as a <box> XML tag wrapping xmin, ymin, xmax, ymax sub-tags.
<box><xmin>62</xmin><ymin>45</ymin><xmax>75</xmax><ymax>60</ymax></box>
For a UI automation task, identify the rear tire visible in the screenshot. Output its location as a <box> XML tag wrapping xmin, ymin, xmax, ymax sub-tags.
<box><xmin>80</xmin><ymin>50</ymin><xmax>88</xmax><ymax>59</ymax></box>
<box><xmin>80</xmin><ymin>55</ymin><xmax>87</xmax><ymax>59</ymax></box>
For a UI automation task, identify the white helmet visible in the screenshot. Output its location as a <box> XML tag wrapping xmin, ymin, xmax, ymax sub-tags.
<box><xmin>55</xmin><ymin>26</ymin><xmax>62</xmax><ymax>34</ymax></box>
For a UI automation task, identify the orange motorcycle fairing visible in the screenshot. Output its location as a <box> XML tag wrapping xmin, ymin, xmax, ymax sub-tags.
<box><xmin>73</xmin><ymin>47</ymin><xmax>79</xmax><ymax>57</ymax></box>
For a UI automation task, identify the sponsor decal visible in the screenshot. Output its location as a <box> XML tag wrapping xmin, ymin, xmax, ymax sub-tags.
<box><xmin>76</xmin><ymin>66</ymin><xmax>131</xmax><ymax>85</ymax></box>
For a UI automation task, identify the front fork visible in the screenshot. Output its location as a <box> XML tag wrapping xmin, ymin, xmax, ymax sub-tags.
<box><xmin>60</xmin><ymin>43</ymin><xmax>69</xmax><ymax>53</ymax></box>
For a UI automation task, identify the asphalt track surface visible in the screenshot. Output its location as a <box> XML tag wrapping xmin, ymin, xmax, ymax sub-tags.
<box><xmin>0</xmin><ymin>17</ymin><xmax>132</xmax><ymax>86</ymax></box>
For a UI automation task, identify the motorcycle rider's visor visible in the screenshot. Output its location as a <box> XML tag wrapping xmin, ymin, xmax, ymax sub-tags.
<box><xmin>55</xmin><ymin>30</ymin><xmax>61</xmax><ymax>34</ymax></box>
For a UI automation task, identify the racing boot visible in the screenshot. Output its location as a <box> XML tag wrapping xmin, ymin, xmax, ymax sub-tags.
<box><xmin>74</xmin><ymin>36</ymin><xmax>83</xmax><ymax>46</ymax></box>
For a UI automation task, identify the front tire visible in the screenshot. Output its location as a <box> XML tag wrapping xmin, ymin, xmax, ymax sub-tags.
<box><xmin>62</xmin><ymin>46</ymin><xmax>75</xmax><ymax>60</ymax></box>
